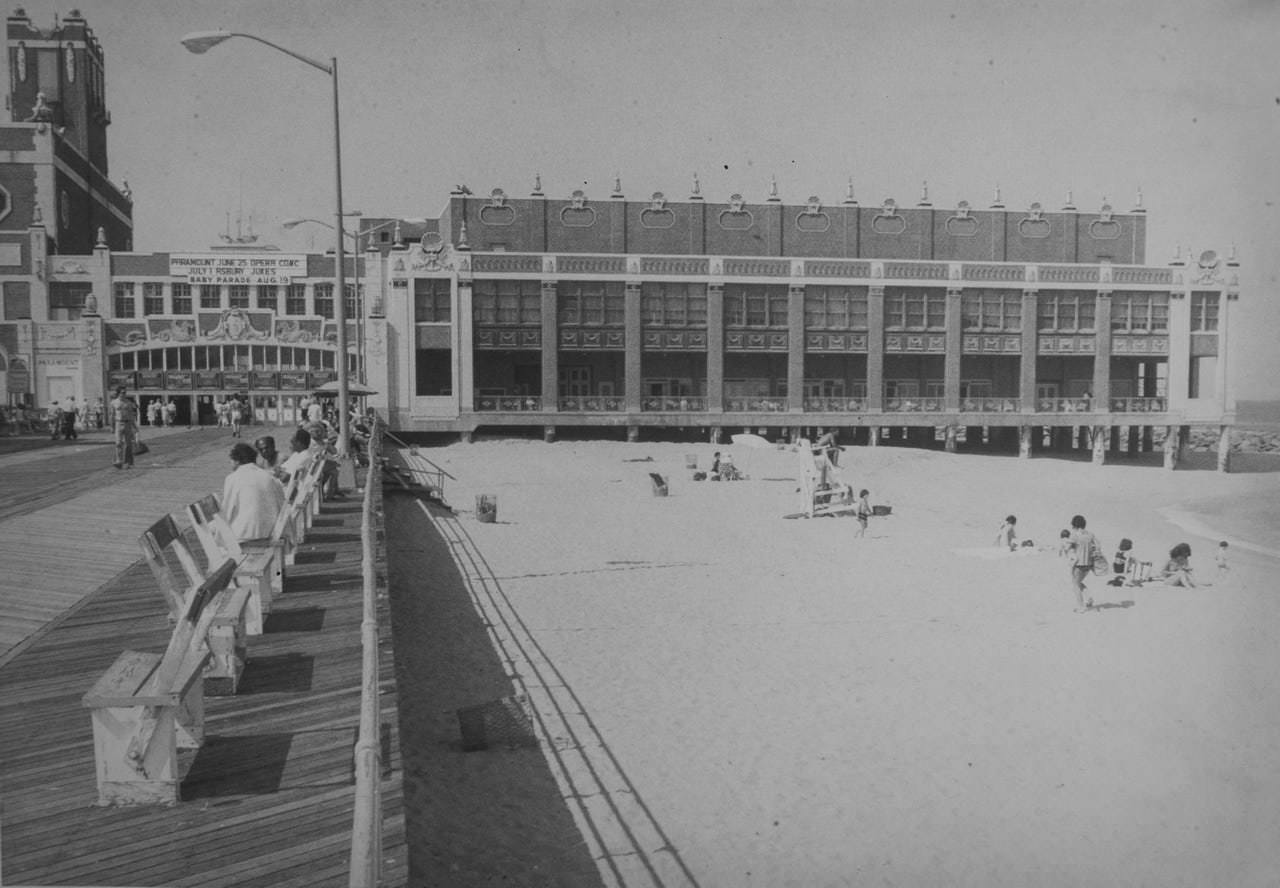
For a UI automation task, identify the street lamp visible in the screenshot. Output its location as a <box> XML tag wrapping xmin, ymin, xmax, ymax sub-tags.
<box><xmin>181</xmin><ymin>29</ymin><xmax>352</xmax><ymax>457</ymax></box>
<box><xmin>282</xmin><ymin>217</ymin><xmax>427</xmax><ymax>384</ymax></box>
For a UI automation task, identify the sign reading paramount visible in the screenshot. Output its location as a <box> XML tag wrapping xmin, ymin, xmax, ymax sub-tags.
<box><xmin>170</xmin><ymin>253</ymin><xmax>308</xmax><ymax>286</ymax></box>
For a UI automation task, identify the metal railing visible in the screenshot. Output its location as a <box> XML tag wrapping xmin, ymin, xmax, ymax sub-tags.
<box><xmin>383</xmin><ymin>429</ymin><xmax>455</xmax><ymax>501</ymax></box>
<box><xmin>802</xmin><ymin>397</ymin><xmax>866</xmax><ymax>412</ymax></box>
<box><xmin>474</xmin><ymin>395</ymin><xmax>545</xmax><ymax>411</ymax></box>
<box><xmin>642</xmin><ymin>396</ymin><xmax>708</xmax><ymax>412</ymax></box>
<box><xmin>960</xmin><ymin>397</ymin><xmax>1022</xmax><ymax>412</ymax></box>
<box><xmin>558</xmin><ymin>395</ymin><xmax>626</xmax><ymax>412</ymax></box>
<box><xmin>884</xmin><ymin>397</ymin><xmax>945</xmax><ymax>413</ymax></box>
<box><xmin>349</xmin><ymin>421</ymin><xmax>382</xmax><ymax>887</ymax></box>
<box><xmin>1110</xmin><ymin>396</ymin><xmax>1168</xmax><ymax>413</ymax></box>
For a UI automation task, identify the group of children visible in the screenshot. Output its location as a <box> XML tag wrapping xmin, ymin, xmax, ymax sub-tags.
<box><xmin>995</xmin><ymin>515</ymin><xmax>1230</xmax><ymax>590</ymax></box>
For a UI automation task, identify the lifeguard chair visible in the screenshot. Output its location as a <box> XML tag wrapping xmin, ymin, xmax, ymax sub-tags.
<box><xmin>796</xmin><ymin>437</ymin><xmax>856</xmax><ymax>518</ymax></box>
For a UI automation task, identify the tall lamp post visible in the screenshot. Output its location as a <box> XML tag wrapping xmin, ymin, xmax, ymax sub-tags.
<box><xmin>282</xmin><ymin>217</ymin><xmax>426</xmax><ymax>385</ymax></box>
<box><xmin>181</xmin><ymin>30</ymin><xmax>351</xmax><ymax>457</ymax></box>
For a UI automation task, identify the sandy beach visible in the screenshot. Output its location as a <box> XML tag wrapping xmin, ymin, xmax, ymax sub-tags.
<box><xmin>390</xmin><ymin>438</ymin><xmax>1280</xmax><ymax>887</ymax></box>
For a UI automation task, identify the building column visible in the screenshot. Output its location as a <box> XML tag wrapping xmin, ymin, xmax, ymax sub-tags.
<box><xmin>707</xmin><ymin>283</ymin><xmax>724</xmax><ymax>412</ymax></box>
<box><xmin>456</xmin><ymin>279</ymin><xmax>474</xmax><ymax>413</ymax></box>
<box><xmin>624</xmin><ymin>282</ymin><xmax>643</xmax><ymax>414</ymax></box>
<box><xmin>1091</xmin><ymin>425</ymin><xmax>1108</xmax><ymax>465</ymax></box>
<box><xmin>540</xmin><ymin>280</ymin><xmax>558</xmax><ymax>411</ymax></box>
<box><xmin>866</xmin><ymin>285</ymin><xmax>885</xmax><ymax>410</ymax></box>
<box><xmin>944</xmin><ymin>286</ymin><xmax>963</xmax><ymax>411</ymax></box>
<box><xmin>869</xmin><ymin>425</ymin><xmax>880</xmax><ymax>446</ymax></box>
<box><xmin>1166</xmin><ymin>285</ymin><xmax>1191</xmax><ymax>410</ymax></box>
<box><xmin>1217</xmin><ymin>425</ymin><xmax>1232</xmax><ymax>473</ymax></box>
<box><xmin>1092</xmin><ymin>289</ymin><xmax>1113</xmax><ymax>411</ymax></box>
<box><xmin>944</xmin><ymin>424</ymin><xmax>958</xmax><ymax>453</ymax></box>
<box><xmin>788</xmin><ymin>284</ymin><xmax>806</xmax><ymax>412</ymax></box>
<box><xmin>1163</xmin><ymin>424</ymin><xmax>1183</xmax><ymax>470</ymax></box>
<box><xmin>1019</xmin><ymin>289</ymin><xmax>1038</xmax><ymax>413</ymax></box>
<box><xmin>1018</xmin><ymin>425</ymin><xmax>1032</xmax><ymax>459</ymax></box>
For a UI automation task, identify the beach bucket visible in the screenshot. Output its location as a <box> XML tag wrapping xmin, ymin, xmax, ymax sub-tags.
<box><xmin>685</xmin><ymin>453</ymin><xmax>698</xmax><ymax>469</ymax></box>
<box><xmin>649</xmin><ymin>473</ymin><xmax>669</xmax><ymax>497</ymax></box>
<box><xmin>476</xmin><ymin>494</ymin><xmax>498</xmax><ymax>523</ymax></box>
<box><xmin>872</xmin><ymin>504</ymin><xmax>892</xmax><ymax>516</ymax></box>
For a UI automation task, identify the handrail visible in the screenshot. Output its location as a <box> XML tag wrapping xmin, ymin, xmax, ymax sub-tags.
<box><xmin>383</xmin><ymin>428</ymin><xmax>456</xmax><ymax>480</ymax></box>
<box><xmin>349</xmin><ymin>419</ymin><xmax>382</xmax><ymax>888</ymax></box>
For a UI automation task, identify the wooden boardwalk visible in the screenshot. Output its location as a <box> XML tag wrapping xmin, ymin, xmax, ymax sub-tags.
<box><xmin>0</xmin><ymin>429</ymin><xmax>407</xmax><ymax>886</ymax></box>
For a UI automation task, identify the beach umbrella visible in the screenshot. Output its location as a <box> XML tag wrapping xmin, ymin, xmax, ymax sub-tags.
<box><xmin>315</xmin><ymin>380</ymin><xmax>377</xmax><ymax>396</ymax></box>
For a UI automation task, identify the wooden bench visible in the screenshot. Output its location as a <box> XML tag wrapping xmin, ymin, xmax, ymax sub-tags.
<box><xmin>81</xmin><ymin>559</ymin><xmax>237</xmax><ymax>806</ymax></box>
<box><xmin>186</xmin><ymin>495</ymin><xmax>282</xmax><ymax>635</ymax></box>
<box><xmin>139</xmin><ymin>514</ymin><xmax>253</xmax><ymax>695</ymax></box>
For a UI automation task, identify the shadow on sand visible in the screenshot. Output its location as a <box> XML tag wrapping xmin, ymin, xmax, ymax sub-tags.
<box><xmin>384</xmin><ymin>495</ymin><xmax>605</xmax><ymax>888</ymax></box>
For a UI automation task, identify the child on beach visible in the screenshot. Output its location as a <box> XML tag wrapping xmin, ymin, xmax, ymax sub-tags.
<box><xmin>1067</xmin><ymin>515</ymin><xmax>1099</xmax><ymax>612</ymax></box>
<box><xmin>1057</xmin><ymin>529</ymin><xmax>1073</xmax><ymax>558</ymax></box>
<box><xmin>855</xmin><ymin>489</ymin><xmax>872</xmax><ymax>538</ymax></box>
<box><xmin>995</xmin><ymin>515</ymin><xmax>1018</xmax><ymax>551</ymax></box>
<box><xmin>1111</xmin><ymin>538</ymin><xmax>1153</xmax><ymax>586</ymax></box>
<box><xmin>1161</xmin><ymin>542</ymin><xmax>1196</xmax><ymax>588</ymax></box>
<box><xmin>1215</xmin><ymin>541</ymin><xmax>1230</xmax><ymax>582</ymax></box>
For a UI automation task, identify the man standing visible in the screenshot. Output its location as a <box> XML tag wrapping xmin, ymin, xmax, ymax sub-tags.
<box><xmin>61</xmin><ymin>396</ymin><xmax>79</xmax><ymax>440</ymax></box>
<box><xmin>222</xmin><ymin>442</ymin><xmax>285</xmax><ymax>542</ymax></box>
<box><xmin>110</xmin><ymin>386</ymin><xmax>138</xmax><ymax>468</ymax></box>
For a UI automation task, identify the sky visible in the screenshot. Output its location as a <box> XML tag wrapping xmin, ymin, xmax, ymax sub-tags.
<box><xmin>22</xmin><ymin>0</ymin><xmax>1280</xmax><ymax>399</ymax></box>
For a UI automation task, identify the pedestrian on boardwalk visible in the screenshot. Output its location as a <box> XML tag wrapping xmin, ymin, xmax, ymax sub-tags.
<box><xmin>164</xmin><ymin>399</ymin><xmax>178</xmax><ymax>428</ymax></box>
<box><xmin>229</xmin><ymin>395</ymin><xmax>244</xmax><ymax>438</ymax></box>
<box><xmin>855</xmin><ymin>488</ymin><xmax>872</xmax><ymax>538</ymax></box>
<box><xmin>47</xmin><ymin>401</ymin><xmax>63</xmax><ymax>440</ymax></box>
<box><xmin>221</xmin><ymin>442</ymin><xmax>285</xmax><ymax>542</ymax></box>
<box><xmin>61</xmin><ymin>396</ymin><xmax>78</xmax><ymax>440</ymax></box>
<box><xmin>109</xmin><ymin>386</ymin><xmax>138</xmax><ymax>469</ymax></box>
<box><xmin>1067</xmin><ymin>514</ymin><xmax>1100</xmax><ymax>612</ymax></box>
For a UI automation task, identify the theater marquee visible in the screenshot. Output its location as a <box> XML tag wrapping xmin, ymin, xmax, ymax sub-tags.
<box><xmin>169</xmin><ymin>253</ymin><xmax>308</xmax><ymax>286</ymax></box>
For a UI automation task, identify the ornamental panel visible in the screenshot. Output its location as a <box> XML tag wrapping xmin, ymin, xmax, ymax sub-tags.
<box><xmin>640</xmin><ymin>256</ymin><xmax>711</xmax><ymax>275</ymax></box>
<box><xmin>1112</xmin><ymin>267</ymin><xmax>1174</xmax><ymax>285</ymax></box>
<box><xmin>556</xmin><ymin>255</ymin><xmax>627</xmax><ymax>275</ymax></box>
<box><xmin>884</xmin><ymin>262</ymin><xmax>949</xmax><ymax>280</ymax></box>
<box><xmin>962</xmin><ymin>264</ymin><xmax>1024</xmax><ymax>282</ymax></box>
<box><xmin>471</xmin><ymin>254</ymin><xmax>543</xmax><ymax>273</ymax></box>
<box><xmin>1038</xmin><ymin>265</ymin><xmax>1100</xmax><ymax>283</ymax></box>
<box><xmin>804</xmin><ymin>260</ymin><xmax>872</xmax><ymax>278</ymax></box>
<box><xmin>722</xmin><ymin>258</ymin><xmax>790</xmax><ymax>277</ymax></box>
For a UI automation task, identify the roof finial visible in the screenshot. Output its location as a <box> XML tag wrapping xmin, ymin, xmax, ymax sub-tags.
<box><xmin>612</xmin><ymin>172</ymin><xmax>622</xmax><ymax>197</ymax></box>
<box><xmin>991</xmin><ymin>183</ymin><xmax>1004</xmax><ymax>208</ymax></box>
<box><xmin>768</xmin><ymin>174</ymin><xmax>779</xmax><ymax>201</ymax></box>
<box><xmin>457</xmin><ymin>219</ymin><xmax>470</xmax><ymax>251</ymax></box>
<box><xmin>1171</xmin><ymin>243</ymin><xmax>1183</xmax><ymax>265</ymax></box>
<box><xmin>1133</xmin><ymin>186</ymin><xmax>1145</xmax><ymax>212</ymax></box>
<box><xmin>532</xmin><ymin>172</ymin><xmax>543</xmax><ymax>196</ymax></box>
<box><xmin>1063</xmin><ymin>187</ymin><xmax>1075</xmax><ymax>210</ymax></box>
<box><xmin>918</xmin><ymin>180</ymin><xmax>931</xmax><ymax>207</ymax></box>
<box><xmin>1227</xmin><ymin>243</ymin><xmax>1238</xmax><ymax>264</ymax></box>
<box><xmin>691</xmin><ymin>171</ymin><xmax>701</xmax><ymax>198</ymax></box>
<box><xmin>95</xmin><ymin>226</ymin><xmax>106</xmax><ymax>248</ymax></box>
<box><xmin>844</xmin><ymin>177</ymin><xmax>857</xmax><ymax>205</ymax></box>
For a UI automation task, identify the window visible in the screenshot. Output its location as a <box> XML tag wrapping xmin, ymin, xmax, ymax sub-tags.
<box><xmin>228</xmin><ymin>285</ymin><xmax>250</xmax><ymax>308</ymax></box>
<box><xmin>725</xmin><ymin>284</ymin><xmax>789</xmax><ymax>328</ymax></box>
<box><xmin>256</xmin><ymin>285</ymin><xmax>280</xmax><ymax>312</ymax></box>
<box><xmin>3</xmin><ymin>281</ymin><xmax>31</xmax><ymax>319</ymax></box>
<box><xmin>472</xmin><ymin>280</ymin><xmax>540</xmax><ymax>325</ymax></box>
<box><xmin>285</xmin><ymin>284</ymin><xmax>307</xmax><ymax>315</ymax></box>
<box><xmin>639</xmin><ymin>282</ymin><xmax>706</xmax><ymax>327</ymax></box>
<box><xmin>113</xmin><ymin>282</ymin><xmax>136</xmax><ymax>318</ymax></box>
<box><xmin>885</xmin><ymin>288</ymin><xmax>945</xmax><ymax>330</ymax></box>
<box><xmin>1110</xmin><ymin>292</ymin><xmax>1169</xmax><ymax>333</ymax></box>
<box><xmin>961</xmin><ymin>290</ymin><xmax>1021</xmax><ymax>332</ymax></box>
<box><xmin>142</xmin><ymin>282</ymin><xmax>165</xmax><ymax>316</ymax></box>
<box><xmin>414</xmin><ymin>278</ymin><xmax>452</xmax><ymax>323</ymax></box>
<box><xmin>314</xmin><ymin>284</ymin><xmax>334</xmax><ymax>319</ymax></box>
<box><xmin>345</xmin><ymin>284</ymin><xmax>358</xmax><ymax>320</ymax></box>
<box><xmin>1190</xmin><ymin>292</ymin><xmax>1219</xmax><ymax>332</ymax></box>
<box><xmin>558</xmin><ymin>282</ymin><xmax>624</xmax><ymax>326</ymax></box>
<box><xmin>171</xmin><ymin>283</ymin><xmax>193</xmax><ymax>314</ymax></box>
<box><xmin>1037</xmin><ymin>291</ymin><xmax>1096</xmax><ymax>333</ymax></box>
<box><xmin>200</xmin><ymin>285</ymin><xmax>221</xmax><ymax>310</ymax></box>
<box><xmin>415</xmin><ymin>348</ymin><xmax>453</xmax><ymax>396</ymax></box>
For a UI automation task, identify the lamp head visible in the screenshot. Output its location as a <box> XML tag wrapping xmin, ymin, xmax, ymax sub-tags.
<box><xmin>180</xmin><ymin>30</ymin><xmax>234</xmax><ymax>54</ymax></box>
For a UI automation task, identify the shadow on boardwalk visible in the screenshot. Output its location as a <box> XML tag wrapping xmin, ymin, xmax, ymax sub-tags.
<box><xmin>384</xmin><ymin>493</ymin><xmax>604</xmax><ymax>888</ymax></box>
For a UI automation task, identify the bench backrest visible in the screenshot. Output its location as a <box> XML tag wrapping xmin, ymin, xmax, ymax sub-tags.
<box><xmin>187</xmin><ymin>493</ymin><xmax>246</xmax><ymax>562</ymax></box>
<box><xmin>154</xmin><ymin>558</ymin><xmax>237</xmax><ymax>693</ymax></box>
<box><xmin>139</xmin><ymin>514</ymin><xmax>205</xmax><ymax>621</ymax></box>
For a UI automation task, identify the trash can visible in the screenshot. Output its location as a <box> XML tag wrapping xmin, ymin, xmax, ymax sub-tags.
<box><xmin>476</xmin><ymin>494</ymin><xmax>498</xmax><ymax>523</ymax></box>
<box><xmin>649</xmin><ymin>473</ymin><xmax>669</xmax><ymax>497</ymax></box>
<box><xmin>685</xmin><ymin>453</ymin><xmax>698</xmax><ymax>469</ymax></box>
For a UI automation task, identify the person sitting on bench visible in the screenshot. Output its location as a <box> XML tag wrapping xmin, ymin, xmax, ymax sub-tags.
<box><xmin>221</xmin><ymin>442</ymin><xmax>286</xmax><ymax>543</ymax></box>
